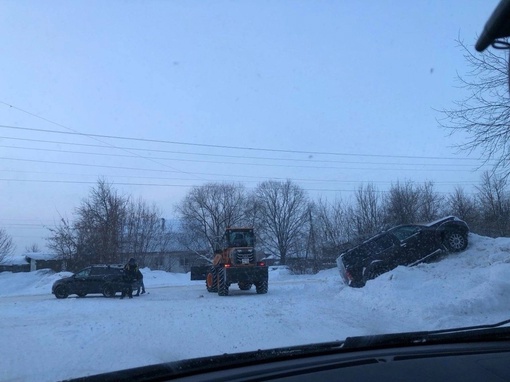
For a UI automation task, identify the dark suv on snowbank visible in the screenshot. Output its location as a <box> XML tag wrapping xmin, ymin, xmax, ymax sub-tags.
<box><xmin>337</xmin><ymin>216</ymin><xmax>469</xmax><ymax>288</ymax></box>
<box><xmin>52</xmin><ymin>264</ymin><xmax>132</xmax><ymax>298</ymax></box>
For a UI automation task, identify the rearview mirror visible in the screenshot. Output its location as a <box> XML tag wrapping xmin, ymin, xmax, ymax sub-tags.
<box><xmin>476</xmin><ymin>0</ymin><xmax>510</xmax><ymax>95</ymax></box>
<box><xmin>476</xmin><ymin>0</ymin><xmax>510</xmax><ymax>52</ymax></box>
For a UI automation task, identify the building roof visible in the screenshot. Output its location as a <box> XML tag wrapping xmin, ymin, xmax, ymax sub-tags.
<box><xmin>23</xmin><ymin>252</ymin><xmax>59</xmax><ymax>261</ymax></box>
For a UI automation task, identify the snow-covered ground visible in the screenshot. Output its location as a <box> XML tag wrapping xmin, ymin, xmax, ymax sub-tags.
<box><xmin>2</xmin><ymin>234</ymin><xmax>510</xmax><ymax>381</ymax></box>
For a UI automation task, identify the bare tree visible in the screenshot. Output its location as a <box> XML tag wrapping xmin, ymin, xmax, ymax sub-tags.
<box><xmin>476</xmin><ymin>171</ymin><xmax>510</xmax><ymax>236</ymax></box>
<box><xmin>306</xmin><ymin>199</ymin><xmax>353</xmax><ymax>273</ymax></box>
<box><xmin>0</xmin><ymin>228</ymin><xmax>15</xmax><ymax>262</ymax></box>
<box><xmin>439</xmin><ymin>39</ymin><xmax>510</xmax><ymax>176</ymax></box>
<box><xmin>74</xmin><ymin>179</ymin><xmax>128</xmax><ymax>264</ymax></box>
<box><xmin>350</xmin><ymin>183</ymin><xmax>384</xmax><ymax>237</ymax></box>
<box><xmin>47</xmin><ymin>179</ymin><xmax>129</xmax><ymax>270</ymax></box>
<box><xmin>175</xmin><ymin>183</ymin><xmax>248</xmax><ymax>253</ymax></box>
<box><xmin>313</xmin><ymin>197</ymin><xmax>351</xmax><ymax>246</ymax></box>
<box><xmin>446</xmin><ymin>186</ymin><xmax>478</xmax><ymax>225</ymax></box>
<box><xmin>253</xmin><ymin>180</ymin><xmax>309</xmax><ymax>265</ymax></box>
<box><xmin>47</xmin><ymin>216</ymin><xmax>78</xmax><ymax>268</ymax></box>
<box><xmin>383</xmin><ymin>181</ymin><xmax>422</xmax><ymax>225</ymax></box>
<box><xmin>418</xmin><ymin>181</ymin><xmax>443</xmax><ymax>222</ymax></box>
<box><xmin>123</xmin><ymin>198</ymin><xmax>173</xmax><ymax>266</ymax></box>
<box><xmin>25</xmin><ymin>243</ymin><xmax>41</xmax><ymax>253</ymax></box>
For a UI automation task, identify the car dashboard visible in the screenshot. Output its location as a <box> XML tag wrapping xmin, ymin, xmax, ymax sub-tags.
<box><xmin>68</xmin><ymin>339</ymin><xmax>510</xmax><ymax>382</ymax></box>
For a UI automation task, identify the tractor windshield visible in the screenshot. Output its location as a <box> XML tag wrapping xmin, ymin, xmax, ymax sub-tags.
<box><xmin>228</xmin><ymin>230</ymin><xmax>254</xmax><ymax>247</ymax></box>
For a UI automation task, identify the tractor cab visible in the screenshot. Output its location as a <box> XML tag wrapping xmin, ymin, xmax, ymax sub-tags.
<box><xmin>224</xmin><ymin>228</ymin><xmax>255</xmax><ymax>249</ymax></box>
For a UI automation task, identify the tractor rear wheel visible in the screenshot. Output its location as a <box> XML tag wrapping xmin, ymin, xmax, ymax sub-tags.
<box><xmin>255</xmin><ymin>280</ymin><xmax>268</xmax><ymax>294</ymax></box>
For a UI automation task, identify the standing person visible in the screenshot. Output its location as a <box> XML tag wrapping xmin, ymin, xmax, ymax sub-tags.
<box><xmin>120</xmin><ymin>257</ymin><xmax>138</xmax><ymax>299</ymax></box>
<box><xmin>135</xmin><ymin>268</ymin><xmax>146</xmax><ymax>296</ymax></box>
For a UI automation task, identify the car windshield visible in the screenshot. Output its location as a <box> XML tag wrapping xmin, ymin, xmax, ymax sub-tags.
<box><xmin>1</xmin><ymin>1</ymin><xmax>508</xmax><ymax>381</ymax></box>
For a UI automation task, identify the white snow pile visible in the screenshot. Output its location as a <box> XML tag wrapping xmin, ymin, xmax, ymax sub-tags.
<box><xmin>2</xmin><ymin>234</ymin><xmax>510</xmax><ymax>381</ymax></box>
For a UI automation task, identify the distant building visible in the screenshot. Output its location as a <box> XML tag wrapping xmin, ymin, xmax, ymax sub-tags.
<box><xmin>142</xmin><ymin>250</ymin><xmax>210</xmax><ymax>273</ymax></box>
<box><xmin>0</xmin><ymin>250</ymin><xmax>217</xmax><ymax>274</ymax></box>
<box><xmin>24</xmin><ymin>252</ymin><xmax>64</xmax><ymax>272</ymax></box>
<box><xmin>0</xmin><ymin>252</ymin><xmax>63</xmax><ymax>273</ymax></box>
<box><xmin>0</xmin><ymin>254</ymin><xmax>30</xmax><ymax>273</ymax></box>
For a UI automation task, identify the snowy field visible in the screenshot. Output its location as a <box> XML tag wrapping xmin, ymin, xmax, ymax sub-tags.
<box><xmin>2</xmin><ymin>233</ymin><xmax>510</xmax><ymax>381</ymax></box>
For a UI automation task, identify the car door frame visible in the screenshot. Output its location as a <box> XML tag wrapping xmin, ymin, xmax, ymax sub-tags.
<box><xmin>389</xmin><ymin>225</ymin><xmax>438</xmax><ymax>265</ymax></box>
<box><xmin>72</xmin><ymin>267</ymin><xmax>93</xmax><ymax>295</ymax></box>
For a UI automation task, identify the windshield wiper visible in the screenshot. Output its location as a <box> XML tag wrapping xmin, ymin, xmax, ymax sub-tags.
<box><xmin>343</xmin><ymin>318</ymin><xmax>510</xmax><ymax>349</ymax></box>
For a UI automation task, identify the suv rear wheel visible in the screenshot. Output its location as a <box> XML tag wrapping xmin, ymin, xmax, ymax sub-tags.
<box><xmin>102</xmin><ymin>284</ymin><xmax>116</xmax><ymax>298</ymax></box>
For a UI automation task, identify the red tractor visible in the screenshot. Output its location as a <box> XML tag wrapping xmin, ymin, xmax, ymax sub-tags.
<box><xmin>191</xmin><ymin>227</ymin><xmax>268</xmax><ymax>296</ymax></box>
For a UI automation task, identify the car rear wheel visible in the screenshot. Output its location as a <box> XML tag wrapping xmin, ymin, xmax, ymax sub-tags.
<box><xmin>54</xmin><ymin>285</ymin><xmax>69</xmax><ymax>299</ymax></box>
<box><xmin>444</xmin><ymin>231</ymin><xmax>468</xmax><ymax>252</ymax></box>
<box><xmin>102</xmin><ymin>284</ymin><xmax>116</xmax><ymax>297</ymax></box>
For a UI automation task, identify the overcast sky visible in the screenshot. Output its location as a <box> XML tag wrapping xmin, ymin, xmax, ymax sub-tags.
<box><xmin>0</xmin><ymin>0</ymin><xmax>501</xmax><ymax>254</ymax></box>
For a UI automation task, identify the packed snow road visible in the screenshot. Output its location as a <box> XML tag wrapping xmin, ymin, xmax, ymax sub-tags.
<box><xmin>3</xmin><ymin>234</ymin><xmax>510</xmax><ymax>381</ymax></box>
<box><xmin>0</xmin><ymin>271</ymin><xmax>391</xmax><ymax>381</ymax></box>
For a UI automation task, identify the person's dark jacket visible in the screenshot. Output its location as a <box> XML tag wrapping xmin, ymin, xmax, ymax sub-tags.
<box><xmin>123</xmin><ymin>264</ymin><xmax>138</xmax><ymax>282</ymax></box>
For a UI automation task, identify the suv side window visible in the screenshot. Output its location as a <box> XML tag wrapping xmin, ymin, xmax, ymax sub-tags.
<box><xmin>90</xmin><ymin>266</ymin><xmax>122</xmax><ymax>275</ymax></box>
<box><xmin>108</xmin><ymin>267</ymin><xmax>123</xmax><ymax>275</ymax></box>
<box><xmin>366</xmin><ymin>234</ymin><xmax>393</xmax><ymax>254</ymax></box>
<box><xmin>90</xmin><ymin>267</ymin><xmax>105</xmax><ymax>276</ymax></box>
<box><xmin>370</xmin><ymin>234</ymin><xmax>395</xmax><ymax>253</ymax></box>
<box><xmin>75</xmin><ymin>268</ymin><xmax>91</xmax><ymax>278</ymax></box>
<box><xmin>391</xmin><ymin>226</ymin><xmax>420</xmax><ymax>241</ymax></box>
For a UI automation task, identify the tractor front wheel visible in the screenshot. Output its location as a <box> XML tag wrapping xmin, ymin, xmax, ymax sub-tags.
<box><xmin>217</xmin><ymin>268</ymin><xmax>229</xmax><ymax>296</ymax></box>
<box><xmin>206</xmin><ymin>266</ymin><xmax>218</xmax><ymax>293</ymax></box>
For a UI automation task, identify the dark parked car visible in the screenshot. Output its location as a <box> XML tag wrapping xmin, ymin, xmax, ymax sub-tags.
<box><xmin>52</xmin><ymin>264</ymin><xmax>135</xmax><ymax>298</ymax></box>
<box><xmin>337</xmin><ymin>216</ymin><xmax>469</xmax><ymax>288</ymax></box>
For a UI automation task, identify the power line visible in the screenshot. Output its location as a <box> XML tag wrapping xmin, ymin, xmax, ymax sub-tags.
<box><xmin>0</xmin><ymin>108</ymin><xmax>207</xmax><ymax>182</ymax></box>
<box><xmin>0</xmin><ymin>137</ymin><xmax>491</xmax><ymax>168</ymax></box>
<box><xmin>0</xmin><ymin>177</ymin><xmax>471</xmax><ymax>194</ymax></box>
<box><xmin>0</xmin><ymin>101</ymin><xmax>484</xmax><ymax>194</ymax></box>
<box><xmin>0</xmin><ymin>145</ymin><xmax>485</xmax><ymax>172</ymax></box>
<box><xmin>0</xmin><ymin>123</ymin><xmax>485</xmax><ymax>162</ymax></box>
<box><xmin>0</xmin><ymin>178</ymin><xmax>193</xmax><ymax>187</ymax></box>
<box><xmin>0</xmin><ymin>156</ymin><xmax>481</xmax><ymax>176</ymax></box>
<box><xmin>0</xmin><ymin>168</ymin><xmax>479</xmax><ymax>186</ymax></box>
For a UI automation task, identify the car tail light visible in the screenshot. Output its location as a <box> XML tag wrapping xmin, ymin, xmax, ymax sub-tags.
<box><xmin>257</xmin><ymin>261</ymin><xmax>266</xmax><ymax>266</ymax></box>
<box><xmin>224</xmin><ymin>263</ymin><xmax>231</xmax><ymax>268</ymax></box>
